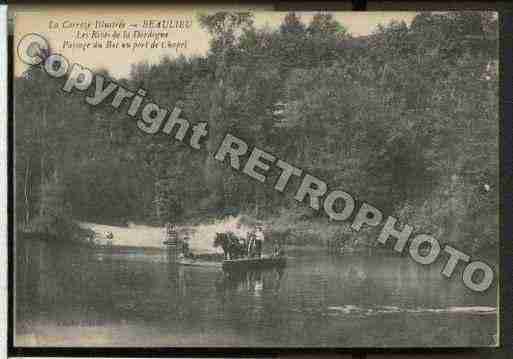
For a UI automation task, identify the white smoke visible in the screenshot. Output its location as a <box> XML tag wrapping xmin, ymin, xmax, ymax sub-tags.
<box><xmin>187</xmin><ymin>215</ymin><xmax>254</xmax><ymax>254</ymax></box>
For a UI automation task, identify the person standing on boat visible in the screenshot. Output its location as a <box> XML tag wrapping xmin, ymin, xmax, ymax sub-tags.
<box><xmin>254</xmin><ymin>225</ymin><xmax>264</xmax><ymax>258</ymax></box>
<box><xmin>247</xmin><ymin>230</ymin><xmax>256</xmax><ymax>257</ymax></box>
<box><xmin>182</xmin><ymin>236</ymin><xmax>193</xmax><ymax>259</ymax></box>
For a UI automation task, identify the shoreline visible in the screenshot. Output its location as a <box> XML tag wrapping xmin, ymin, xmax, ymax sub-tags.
<box><xmin>17</xmin><ymin>213</ymin><xmax>499</xmax><ymax>259</ymax></box>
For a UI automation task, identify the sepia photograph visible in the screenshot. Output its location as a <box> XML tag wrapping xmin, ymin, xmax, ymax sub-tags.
<box><xmin>11</xmin><ymin>6</ymin><xmax>499</xmax><ymax>348</ymax></box>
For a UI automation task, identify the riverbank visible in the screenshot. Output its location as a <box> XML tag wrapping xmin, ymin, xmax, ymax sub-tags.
<box><xmin>78</xmin><ymin>216</ymin><xmax>254</xmax><ymax>254</ymax></box>
<box><xmin>14</xmin><ymin>210</ymin><xmax>496</xmax><ymax>262</ymax></box>
<box><xmin>76</xmin><ymin>212</ymin><xmax>365</xmax><ymax>254</ymax></box>
<box><xmin>24</xmin><ymin>207</ymin><xmax>494</xmax><ymax>258</ymax></box>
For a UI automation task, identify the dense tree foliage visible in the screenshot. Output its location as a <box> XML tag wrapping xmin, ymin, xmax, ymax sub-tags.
<box><xmin>14</xmin><ymin>12</ymin><xmax>498</xmax><ymax>251</ymax></box>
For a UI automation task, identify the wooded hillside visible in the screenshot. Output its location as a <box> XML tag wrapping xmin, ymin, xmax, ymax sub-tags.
<box><xmin>14</xmin><ymin>12</ymin><xmax>498</xmax><ymax>252</ymax></box>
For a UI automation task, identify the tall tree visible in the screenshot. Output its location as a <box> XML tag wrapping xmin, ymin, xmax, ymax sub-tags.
<box><xmin>198</xmin><ymin>12</ymin><xmax>254</xmax><ymax>210</ymax></box>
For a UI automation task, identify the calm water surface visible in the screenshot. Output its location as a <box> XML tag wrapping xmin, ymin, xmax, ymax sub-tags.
<box><xmin>15</xmin><ymin>239</ymin><xmax>497</xmax><ymax>347</ymax></box>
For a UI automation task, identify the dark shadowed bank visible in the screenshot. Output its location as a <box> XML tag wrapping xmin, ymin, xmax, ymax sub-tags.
<box><xmin>15</xmin><ymin>12</ymin><xmax>498</xmax><ymax>256</ymax></box>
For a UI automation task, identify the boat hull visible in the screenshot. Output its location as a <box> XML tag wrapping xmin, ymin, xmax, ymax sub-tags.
<box><xmin>222</xmin><ymin>256</ymin><xmax>287</xmax><ymax>271</ymax></box>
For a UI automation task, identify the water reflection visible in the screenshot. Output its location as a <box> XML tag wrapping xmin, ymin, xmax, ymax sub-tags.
<box><xmin>15</xmin><ymin>239</ymin><xmax>498</xmax><ymax>347</ymax></box>
<box><xmin>215</xmin><ymin>267</ymin><xmax>284</xmax><ymax>296</ymax></box>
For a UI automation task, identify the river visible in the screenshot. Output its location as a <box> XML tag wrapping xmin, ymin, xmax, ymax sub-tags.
<box><xmin>14</xmin><ymin>239</ymin><xmax>497</xmax><ymax>347</ymax></box>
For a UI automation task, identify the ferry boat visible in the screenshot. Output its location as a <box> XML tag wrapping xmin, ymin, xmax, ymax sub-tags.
<box><xmin>222</xmin><ymin>255</ymin><xmax>287</xmax><ymax>272</ymax></box>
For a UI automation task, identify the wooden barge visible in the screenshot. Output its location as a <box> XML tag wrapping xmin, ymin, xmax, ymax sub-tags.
<box><xmin>222</xmin><ymin>255</ymin><xmax>287</xmax><ymax>271</ymax></box>
<box><xmin>163</xmin><ymin>229</ymin><xmax>287</xmax><ymax>271</ymax></box>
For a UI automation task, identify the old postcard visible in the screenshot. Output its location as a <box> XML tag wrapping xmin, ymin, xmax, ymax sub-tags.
<box><xmin>12</xmin><ymin>6</ymin><xmax>499</xmax><ymax>348</ymax></box>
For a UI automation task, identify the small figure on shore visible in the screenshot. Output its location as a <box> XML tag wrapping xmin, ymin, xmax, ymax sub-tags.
<box><xmin>166</xmin><ymin>222</ymin><xmax>176</xmax><ymax>235</ymax></box>
<box><xmin>104</xmin><ymin>231</ymin><xmax>114</xmax><ymax>246</ymax></box>
<box><xmin>166</xmin><ymin>222</ymin><xmax>178</xmax><ymax>244</ymax></box>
